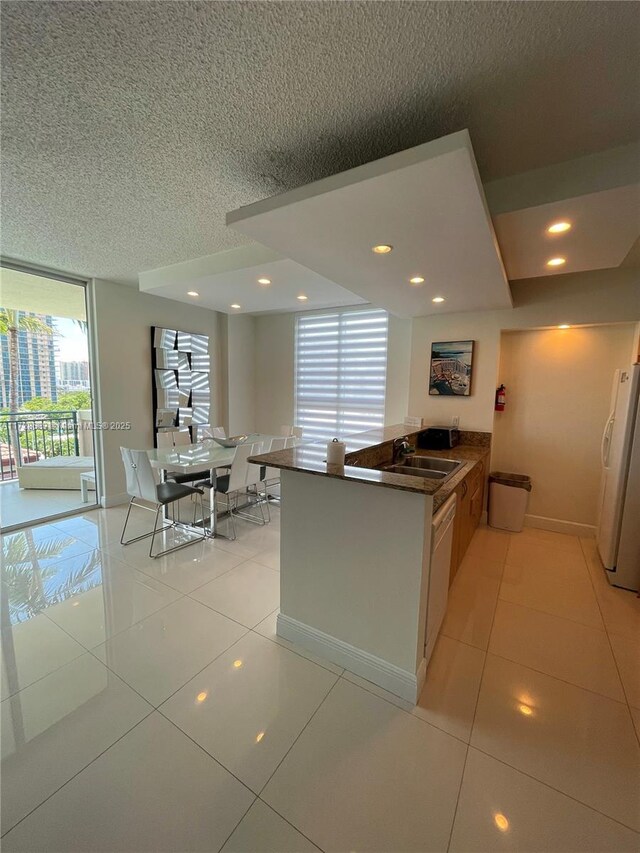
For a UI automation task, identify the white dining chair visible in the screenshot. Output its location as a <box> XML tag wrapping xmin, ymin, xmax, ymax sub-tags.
<box><xmin>263</xmin><ymin>436</ymin><xmax>288</xmax><ymax>500</ymax></box>
<box><xmin>280</xmin><ymin>425</ymin><xmax>294</xmax><ymax>436</ymax></box>
<box><xmin>214</xmin><ymin>442</ymin><xmax>268</xmax><ymax>540</ymax></box>
<box><xmin>157</xmin><ymin>428</ymin><xmax>209</xmax><ymax>484</ymax></box>
<box><xmin>119</xmin><ymin>448</ymin><xmax>206</xmax><ymax>558</ymax></box>
<box><xmin>292</xmin><ymin>426</ymin><xmax>304</xmax><ymax>440</ymax></box>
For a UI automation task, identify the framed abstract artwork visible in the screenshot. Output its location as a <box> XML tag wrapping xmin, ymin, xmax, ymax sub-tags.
<box><xmin>151</xmin><ymin>327</ymin><xmax>211</xmax><ymax>446</ymax></box>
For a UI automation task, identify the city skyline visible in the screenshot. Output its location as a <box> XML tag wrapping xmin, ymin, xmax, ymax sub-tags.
<box><xmin>0</xmin><ymin>311</ymin><xmax>91</xmax><ymax>408</ymax></box>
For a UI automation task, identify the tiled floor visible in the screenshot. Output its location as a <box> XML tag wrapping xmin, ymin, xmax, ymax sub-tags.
<box><xmin>1</xmin><ymin>507</ymin><xmax>639</xmax><ymax>851</ymax></box>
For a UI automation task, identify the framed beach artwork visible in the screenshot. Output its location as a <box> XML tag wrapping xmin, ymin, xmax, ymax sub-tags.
<box><xmin>429</xmin><ymin>340</ymin><xmax>474</xmax><ymax>396</ymax></box>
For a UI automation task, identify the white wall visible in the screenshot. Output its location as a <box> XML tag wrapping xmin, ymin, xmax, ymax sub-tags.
<box><xmin>253</xmin><ymin>310</ymin><xmax>412</xmax><ymax>434</ymax></box>
<box><xmin>255</xmin><ymin>312</ymin><xmax>296</xmax><ymax>435</ymax></box>
<box><xmin>225</xmin><ymin>314</ymin><xmax>256</xmax><ymax>435</ymax></box>
<box><xmin>91</xmin><ymin>280</ymin><xmax>224</xmax><ymax>504</ymax></box>
<box><xmin>408</xmin><ymin>268</ymin><xmax>640</xmax><ymax>431</ymax></box>
<box><xmin>492</xmin><ymin>325</ymin><xmax>637</xmax><ymax>528</ymax></box>
<box><xmin>384</xmin><ymin>316</ymin><xmax>412</xmax><ymax>425</ymax></box>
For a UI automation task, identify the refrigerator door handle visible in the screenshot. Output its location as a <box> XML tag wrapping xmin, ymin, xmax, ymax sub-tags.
<box><xmin>601</xmin><ymin>412</ymin><xmax>615</xmax><ymax>468</ymax></box>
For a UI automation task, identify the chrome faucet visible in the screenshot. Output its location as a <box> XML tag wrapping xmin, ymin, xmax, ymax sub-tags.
<box><xmin>392</xmin><ymin>437</ymin><xmax>415</xmax><ymax>464</ymax></box>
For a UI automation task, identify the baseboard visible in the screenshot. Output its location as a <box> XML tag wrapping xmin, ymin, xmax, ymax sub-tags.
<box><xmin>524</xmin><ymin>514</ymin><xmax>596</xmax><ymax>538</ymax></box>
<box><xmin>101</xmin><ymin>492</ymin><xmax>130</xmax><ymax>508</ymax></box>
<box><xmin>277</xmin><ymin>612</ymin><xmax>423</xmax><ymax>703</ymax></box>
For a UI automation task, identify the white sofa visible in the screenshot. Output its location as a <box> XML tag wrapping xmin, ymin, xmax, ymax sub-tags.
<box><xmin>17</xmin><ymin>456</ymin><xmax>95</xmax><ymax>490</ymax></box>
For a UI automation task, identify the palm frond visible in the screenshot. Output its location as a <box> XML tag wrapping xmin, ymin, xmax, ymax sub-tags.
<box><xmin>17</xmin><ymin>316</ymin><xmax>53</xmax><ymax>335</ymax></box>
<box><xmin>2</xmin><ymin>533</ymin><xmax>75</xmax><ymax>567</ymax></box>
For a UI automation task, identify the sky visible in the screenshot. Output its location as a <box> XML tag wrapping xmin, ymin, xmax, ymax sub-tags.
<box><xmin>53</xmin><ymin>318</ymin><xmax>88</xmax><ymax>362</ymax></box>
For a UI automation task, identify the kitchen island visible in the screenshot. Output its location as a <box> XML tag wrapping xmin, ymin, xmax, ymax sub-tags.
<box><xmin>251</xmin><ymin>425</ymin><xmax>490</xmax><ymax>702</ymax></box>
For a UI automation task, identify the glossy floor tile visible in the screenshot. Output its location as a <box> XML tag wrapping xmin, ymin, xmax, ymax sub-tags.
<box><xmin>190</xmin><ymin>560</ymin><xmax>280</xmax><ymax>628</ymax></box>
<box><xmin>2</xmin><ymin>523</ymin><xmax>96</xmax><ymax>572</ymax></box>
<box><xmin>221</xmin><ymin>799</ymin><xmax>320</xmax><ymax>853</ymax></box>
<box><xmin>161</xmin><ymin>632</ymin><xmax>338</xmax><ymax>792</ymax></box>
<box><xmin>263</xmin><ymin>678</ymin><xmax>467</xmax><ymax>852</ymax></box>
<box><xmin>489</xmin><ymin>599</ymin><xmax>624</xmax><ymax>701</ymax></box>
<box><xmin>608</xmin><ymin>630</ymin><xmax>640</xmax><ymax>709</ymax></box>
<box><xmin>93</xmin><ymin>596</ymin><xmax>246</xmax><ymax>706</ymax></box>
<box><xmin>511</xmin><ymin>526</ymin><xmax>584</xmax><ymax>554</ymax></box>
<box><xmin>472</xmin><ymin>654</ymin><xmax>640</xmax><ymax>831</ymax></box>
<box><xmin>1</xmin><ymin>614</ymin><xmax>85</xmax><ymax>700</ymax></box>
<box><xmin>2</xmin><ymin>511</ymin><xmax>638</xmax><ymax>852</ymax></box>
<box><xmin>440</xmin><ymin>554</ymin><xmax>503</xmax><ymax>650</ymax></box>
<box><xmin>450</xmin><ymin>747</ymin><xmax>640</xmax><ymax>852</ymax></box>
<box><xmin>1</xmin><ymin>653</ymin><xmax>151</xmax><ymax>833</ymax></box>
<box><xmin>1</xmin><ymin>713</ymin><xmax>254</xmax><ymax>852</ymax></box>
<box><xmin>631</xmin><ymin>706</ymin><xmax>640</xmax><ymax>741</ymax></box>
<box><xmin>582</xmin><ymin>544</ymin><xmax>640</xmax><ymax>639</ymax></box>
<box><xmin>44</xmin><ymin>552</ymin><xmax>181</xmax><ymax>649</ymax></box>
<box><xmin>500</xmin><ymin>559</ymin><xmax>603</xmax><ymax>629</ymax></box>
<box><xmin>252</xmin><ymin>543</ymin><xmax>280</xmax><ymax>571</ymax></box>
<box><xmin>413</xmin><ymin>633</ymin><xmax>486</xmax><ymax>742</ymax></box>
<box><xmin>506</xmin><ymin>537</ymin><xmax>588</xmax><ymax>574</ymax></box>
<box><xmin>466</xmin><ymin>525</ymin><xmax>511</xmax><ymax>563</ymax></box>
<box><xmin>107</xmin><ymin>533</ymin><xmax>247</xmax><ymax>594</ymax></box>
<box><xmin>52</xmin><ymin>508</ymin><xmax>153</xmax><ymax>549</ymax></box>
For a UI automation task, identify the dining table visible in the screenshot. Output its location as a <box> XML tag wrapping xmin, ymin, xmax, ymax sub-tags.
<box><xmin>146</xmin><ymin>434</ymin><xmax>277</xmax><ymax>537</ymax></box>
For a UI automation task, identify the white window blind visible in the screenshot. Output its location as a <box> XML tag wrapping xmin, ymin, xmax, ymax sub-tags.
<box><xmin>295</xmin><ymin>308</ymin><xmax>389</xmax><ymax>451</ymax></box>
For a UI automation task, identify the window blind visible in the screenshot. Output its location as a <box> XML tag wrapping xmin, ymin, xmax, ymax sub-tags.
<box><xmin>295</xmin><ymin>308</ymin><xmax>389</xmax><ymax>453</ymax></box>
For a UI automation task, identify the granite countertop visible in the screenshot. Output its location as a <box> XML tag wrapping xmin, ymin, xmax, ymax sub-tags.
<box><xmin>250</xmin><ymin>424</ymin><xmax>490</xmax><ymax>504</ymax></box>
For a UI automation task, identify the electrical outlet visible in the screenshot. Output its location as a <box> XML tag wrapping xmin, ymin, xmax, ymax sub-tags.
<box><xmin>452</xmin><ymin>415</ymin><xmax>460</xmax><ymax>428</ymax></box>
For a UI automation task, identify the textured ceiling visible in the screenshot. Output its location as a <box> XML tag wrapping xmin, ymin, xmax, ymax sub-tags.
<box><xmin>2</xmin><ymin>1</ymin><xmax>639</xmax><ymax>284</ymax></box>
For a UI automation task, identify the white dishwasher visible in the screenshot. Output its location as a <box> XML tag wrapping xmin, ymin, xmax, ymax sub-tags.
<box><xmin>424</xmin><ymin>493</ymin><xmax>457</xmax><ymax>664</ymax></box>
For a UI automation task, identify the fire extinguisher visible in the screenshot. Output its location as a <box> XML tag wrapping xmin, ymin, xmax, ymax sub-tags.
<box><xmin>495</xmin><ymin>384</ymin><xmax>506</xmax><ymax>412</ymax></box>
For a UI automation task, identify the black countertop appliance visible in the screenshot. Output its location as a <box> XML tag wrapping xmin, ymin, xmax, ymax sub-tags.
<box><xmin>418</xmin><ymin>426</ymin><xmax>460</xmax><ymax>450</ymax></box>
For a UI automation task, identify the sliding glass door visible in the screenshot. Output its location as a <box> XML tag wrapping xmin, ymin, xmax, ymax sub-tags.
<box><xmin>0</xmin><ymin>263</ymin><xmax>98</xmax><ymax>530</ymax></box>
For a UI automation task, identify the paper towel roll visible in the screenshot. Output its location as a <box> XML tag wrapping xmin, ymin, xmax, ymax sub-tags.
<box><xmin>326</xmin><ymin>439</ymin><xmax>346</xmax><ymax>465</ymax></box>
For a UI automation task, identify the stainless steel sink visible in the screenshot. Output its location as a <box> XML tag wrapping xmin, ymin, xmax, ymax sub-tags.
<box><xmin>378</xmin><ymin>455</ymin><xmax>464</xmax><ymax>482</ymax></box>
<box><xmin>401</xmin><ymin>456</ymin><xmax>462</xmax><ymax>473</ymax></box>
<box><xmin>384</xmin><ymin>464</ymin><xmax>449</xmax><ymax>480</ymax></box>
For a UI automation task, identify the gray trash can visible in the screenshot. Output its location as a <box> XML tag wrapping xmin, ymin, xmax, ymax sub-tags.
<box><xmin>488</xmin><ymin>472</ymin><xmax>532</xmax><ymax>532</ymax></box>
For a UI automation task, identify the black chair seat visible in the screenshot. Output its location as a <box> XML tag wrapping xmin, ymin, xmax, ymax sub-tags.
<box><xmin>169</xmin><ymin>470</ymin><xmax>210</xmax><ymax>485</ymax></box>
<box><xmin>156</xmin><ymin>481</ymin><xmax>203</xmax><ymax>505</ymax></box>
<box><xmin>215</xmin><ymin>474</ymin><xmax>230</xmax><ymax>494</ymax></box>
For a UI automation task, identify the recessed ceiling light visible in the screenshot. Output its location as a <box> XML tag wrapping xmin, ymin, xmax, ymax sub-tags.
<box><xmin>187</xmin><ymin>290</ymin><xmax>199</xmax><ymax>297</ymax></box>
<box><xmin>372</xmin><ymin>244</ymin><xmax>393</xmax><ymax>254</ymax></box>
<box><xmin>409</xmin><ymin>276</ymin><xmax>425</xmax><ymax>285</ymax></box>
<box><xmin>257</xmin><ymin>277</ymin><xmax>271</xmax><ymax>285</ymax></box>
<box><xmin>547</xmin><ymin>221</ymin><xmax>572</xmax><ymax>234</ymax></box>
<box><xmin>546</xmin><ymin>257</ymin><xmax>566</xmax><ymax>267</ymax></box>
<box><xmin>297</xmin><ymin>295</ymin><xmax>308</xmax><ymax>301</ymax></box>
<box><xmin>432</xmin><ymin>296</ymin><xmax>445</xmax><ymax>303</ymax></box>
<box><xmin>230</xmin><ymin>303</ymin><xmax>241</xmax><ymax>310</ymax></box>
<box><xmin>558</xmin><ymin>324</ymin><xmax>571</xmax><ymax>329</ymax></box>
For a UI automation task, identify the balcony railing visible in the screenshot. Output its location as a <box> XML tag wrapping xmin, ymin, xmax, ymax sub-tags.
<box><xmin>0</xmin><ymin>411</ymin><xmax>80</xmax><ymax>482</ymax></box>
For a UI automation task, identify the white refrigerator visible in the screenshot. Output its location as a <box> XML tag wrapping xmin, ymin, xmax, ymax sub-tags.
<box><xmin>597</xmin><ymin>364</ymin><xmax>640</xmax><ymax>591</ymax></box>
